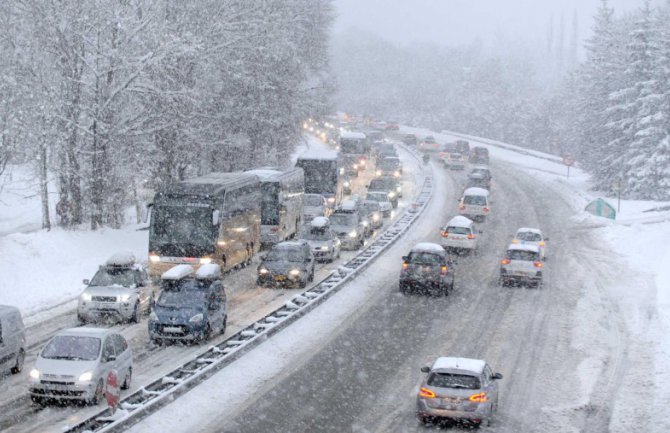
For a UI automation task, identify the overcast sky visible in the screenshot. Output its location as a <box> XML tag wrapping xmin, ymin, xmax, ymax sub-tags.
<box><xmin>333</xmin><ymin>0</ymin><xmax>658</xmax><ymax>51</ymax></box>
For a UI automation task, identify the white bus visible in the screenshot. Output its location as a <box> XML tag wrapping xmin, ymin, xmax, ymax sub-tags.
<box><xmin>245</xmin><ymin>168</ymin><xmax>304</xmax><ymax>246</ymax></box>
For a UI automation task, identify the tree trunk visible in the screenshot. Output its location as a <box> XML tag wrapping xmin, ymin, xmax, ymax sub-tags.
<box><xmin>39</xmin><ymin>142</ymin><xmax>51</xmax><ymax>231</ymax></box>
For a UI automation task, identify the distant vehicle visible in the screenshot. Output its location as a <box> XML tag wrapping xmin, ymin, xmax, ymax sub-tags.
<box><xmin>303</xmin><ymin>193</ymin><xmax>330</xmax><ymax>222</ymax></box>
<box><xmin>245</xmin><ymin>168</ymin><xmax>304</xmax><ymax>246</ymax></box>
<box><xmin>337</xmin><ymin>198</ymin><xmax>372</xmax><ymax>238</ymax></box>
<box><xmin>458</xmin><ymin>187</ymin><xmax>490</xmax><ymax>222</ymax></box>
<box><xmin>340</xmin><ymin>154</ymin><xmax>361</xmax><ymax>177</ymax></box>
<box><xmin>342</xmin><ymin>175</ymin><xmax>353</xmax><ymax>195</ymax></box>
<box><xmin>375</xmin><ymin>156</ymin><xmax>402</xmax><ymax>178</ymax></box>
<box><xmin>417</xmin><ymin>357</ymin><xmax>503</xmax><ymax>427</ymax></box>
<box><xmin>300</xmin><ymin>217</ymin><xmax>341</xmax><ymax>263</ymax></box>
<box><xmin>469</xmin><ymin>146</ymin><xmax>489</xmax><ymax>164</ymax></box>
<box><xmin>420</xmin><ymin>135</ymin><xmax>440</xmax><ymax>153</ymax></box>
<box><xmin>384</xmin><ymin>121</ymin><xmax>399</xmax><ymax>131</ymax></box>
<box><xmin>443</xmin><ymin>152</ymin><xmax>466</xmax><ymax>170</ymax></box>
<box><xmin>340</xmin><ymin>131</ymin><xmax>370</xmax><ymax>170</ymax></box>
<box><xmin>77</xmin><ymin>252</ymin><xmax>152</xmax><ymax>324</ymax></box>
<box><xmin>399</xmin><ymin>243</ymin><xmax>455</xmax><ymax>296</ymax></box>
<box><xmin>440</xmin><ymin>216</ymin><xmax>479</xmax><ymax>255</ymax></box>
<box><xmin>148</xmin><ymin>172</ymin><xmax>261</xmax><ymax>277</ymax></box>
<box><xmin>0</xmin><ymin>305</ymin><xmax>25</xmax><ymax>375</ymax></box>
<box><xmin>368</xmin><ymin>177</ymin><xmax>402</xmax><ymax>208</ymax></box>
<box><xmin>148</xmin><ymin>264</ymin><xmax>228</xmax><ymax>343</ymax></box>
<box><xmin>403</xmin><ymin>134</ymin><xmax>418</xmax><ymax>146</ymax></box>
<box><xmin>328</xmin><ymin>210</ymin><xmax>365</xmax><ymax>250</ymax></box>
<box><xmin>359</xmin><ymin>200</ymin><xmax>383</xmax><ymax>230</ymax></box>
<box><xmin>365</xmin><ymin>191</ymin><xmax>393</xmax><ymax>217</ymax></box>
<box><xmin>455</xmin><ymin>139</ymin><xmax>470</xmax><ymax>156</ymax></box>
<box><xmin>296</xmin><ymin>155</ymin><xmax>343</xmax><ymax>208</ymax></box>
<box><xmin>29</xmin><ymin>327</ymin><xmax>133</xmax><ymax>405</ymax></box>
<box><xmin>499</xmin><ymin>244</ymin><xmax>544</xmax><ymax>288</ymax></box>
<box><xmin>512</xmin><ymin>228</ymin><xmax>548</xmax><ymax>259</ymax></box>
<box><xmin>375</xmin><ymin>142</ymin><xmax>398</xmax><ymax>162</ymax></box>
<box><xmin>257</xmin><ymin>240</ymin><xmax>315</xmax><ymax>287</ymax></box>
<box><xmin>467</xmin><ymin>165</ymin><xmax>492</xmax><ymax>189</ymax></box>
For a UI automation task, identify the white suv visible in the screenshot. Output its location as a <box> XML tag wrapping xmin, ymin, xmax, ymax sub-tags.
<box><xmin>440</xmin><ymin>216</ymin><xmax>479</xmax><ymax>255</ymax></box>
<box><xmin>499</xmin><ymin>244</ymin><xmax>544</xmax><ymax>288</ymax></box>
<box><xmin>511</xmin><ymin>227</ymin><xmax>547</xmax><ymax>259</ymax></box>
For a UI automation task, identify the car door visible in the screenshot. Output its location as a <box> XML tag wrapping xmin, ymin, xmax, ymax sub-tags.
<box><xmin>484</xmin><ymin>365</ymin><xmax>498</xmax><ymax>407</ymax></box>
<box><xmin>100</xmin><ymin>336</ymin><xmax>116</xmax><ymax>381</ymax></box>
<box><xmin>112</xmin><ymin>334</ymin><xmax>132</xmax><ymax>379</ymax></box>
<box><xmin>135</xmin><ymin>268</ymin><xmax>151</xmax><ymax>309</ymax></box>
<box><xmin>0</xmin><ymin>319</ymin><xmax>8</xmax><ymax>371</ymax></box>
<box><xmin>207</xmin><ymin>284</ymin><xmax>225</xmax><ymax>334</ymax></box>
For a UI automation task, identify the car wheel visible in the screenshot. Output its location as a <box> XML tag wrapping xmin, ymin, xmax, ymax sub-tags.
<box><xmin>11</xmin><ymin>348</ymin><xmax>25</xmax><ymax>374</ymax></box>
<box><xmin>418</xmin><ymin>415</ymin><xmax>430</xmax><ymax>426</ymax></box>
<box><xmin>121</xmin><ymin>367</ymin><xmax>132</xmax><ymax>390</ymax></box>
<box><xmin>77</xmin><ymin>314</ymin><xmax>87</xmax><ymax>326</ymax></box>
<box><xmin>203</xmin><ymin>325</ymin><xmax>212</xmax><ymax>342</ymax></box>
<box><xmin>221</xmin><ymin>315</ymin><xmax>227</xmax><ymax>335</ymax></box>
<box><xmin>299</xmin><ymin>278</ymin><xmax>307</xmax><ymax>288</ymax></box>
<box><xmin>90</xmin><ymin>379</ymin><xmax>104</xmax><ymax>405</ymax></box>
<box><xmin>30</xmin><ymin>395</ymin><xmax>45</xmax><ymax>406</ymax></box>
<box><xmin>130</xmin><ymin>302</ymin><xmax>141</xmax><ymax>324</ymax></box>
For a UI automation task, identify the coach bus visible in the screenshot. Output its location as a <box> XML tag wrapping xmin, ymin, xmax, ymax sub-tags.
<box><xmin>245</xmin><ymin>167</ymin><xmax>304</xmax><ymax>246</ymax></box>
<box><xmin>148</xmin><ymin>172</ymin><xmax>261</xmax><ymax>277</ymax></box>
<box><xmin>295</xmin><ymin>152</ymin><xmax>343</xmax><ymax>209</ymax></box>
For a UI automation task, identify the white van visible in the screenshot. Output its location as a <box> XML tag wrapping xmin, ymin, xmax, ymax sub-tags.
<box><xmin>440</xmin><ymin>216</ymin><xmax>479</xmax><ymax>254</ymax></box>
<box><xmin>0</xmin><ymin>305</ymin><xmax>26</xmax><ymax>375</ymax></box>
<box><xmin>458</xmin><ymin>187</ymin><xmax>490</xmax><ymax>222</ymax></box>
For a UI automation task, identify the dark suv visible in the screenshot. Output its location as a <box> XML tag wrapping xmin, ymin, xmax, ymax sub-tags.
<box><xmin>469</xmin><ymin>146</ymin><xmax>489</xmax><ymax>164</ymax></box>
<box><xmin>399</xmin><ymin>243</ymin><xmax>455</xmax><ymax>296</ymax></box>
<box><xmin>455</xmin><ymin>139</ymin><xmax>470</xmax><ymax>156</ymax></box>
<box><xmin>257</xmin><ymin>241</ymin><xmax>316</xmax><ymax>288</ymax></box>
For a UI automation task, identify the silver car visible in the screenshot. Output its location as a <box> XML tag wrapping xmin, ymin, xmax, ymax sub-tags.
<box><xmin>499</xmin><ymin>243</ymin><xmax>544</xmax><ymax>287</ymax></box>
<box><xmin>417</xmin><ymin>357</ymin><xmax>503</xmax><ymax>427</ymax></box>
<box><xmin>29</xmin><ymin>327</ymin><xmax>133</xmax><ymax>405</ymax></box>
<box><xmin>77</xmin><ymin>252</ymin><xmax>152</xmax><ymax>324</ymax></box>
<box><xmin>300</xmin><ymin>217</ymin><xmax>341</xmax><ymax>263</ymax></box>
<box><xmin>303</xmin><ymin>193</ymin><xmax>330</xmax><ymax>222</ymax></box>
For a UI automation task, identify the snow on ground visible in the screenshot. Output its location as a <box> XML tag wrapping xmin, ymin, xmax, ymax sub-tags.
<box><xmin>0</xmin><ymin>164</ymin><xmax>54</xmax><ymax>236</ymax></box>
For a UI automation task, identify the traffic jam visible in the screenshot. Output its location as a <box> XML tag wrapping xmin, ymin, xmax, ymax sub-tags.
<box><xmin>0</xmin><ymin>117</ymin><xmax>550</xmax><ymax>432</ymax></box>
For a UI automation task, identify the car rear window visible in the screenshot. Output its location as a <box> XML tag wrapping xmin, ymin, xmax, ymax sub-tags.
<box><xmin>446</xmin><ymin>226</ymin><xmax>470</xmax><ymax>235</ymax></box>
<box><xmin>463</xmin><ymin>195</ymin><xmax>487</xmax><ymax>205</ymax></box>
<box><xmin>508</xmin><ymin>250</ymin><xmax>539</xmax><ymax>261</ymax></box>
<box><xmin>517</xmin><ymin>232</ymin><xmax>541</xmax><ymax>242</ymax></box>
<box><xmin>408</xmin><ymin>252</ymin><xmax>442</xmax><ymax>264</ymax></box>
<box><xmin>428</xmin><ymin>372</ymin><xmax>481</xmax><ymax>389</ymax></box>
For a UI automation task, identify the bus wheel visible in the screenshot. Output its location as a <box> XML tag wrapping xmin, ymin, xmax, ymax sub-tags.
<box><xmin>245</xmin><ymin>245</ymin><xmax>253</xmax><ymax>265</ymax></box>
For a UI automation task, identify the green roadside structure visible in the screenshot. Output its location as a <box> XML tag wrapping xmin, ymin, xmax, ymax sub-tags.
<box><xmin>585</xmin><ymin>198</ymin><xmax>616</xmax><ymax>220</ymax></box>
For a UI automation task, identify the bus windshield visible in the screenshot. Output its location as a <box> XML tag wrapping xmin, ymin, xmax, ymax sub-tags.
<box><xmin>261</xmin><ymin>183</ymin><xmax>280</xmax><ymax>225</ymax></box>
<box><xmin>151</xmin><ymin>205</ymin><xmax>216</xmax><ymax>246</ymax></box>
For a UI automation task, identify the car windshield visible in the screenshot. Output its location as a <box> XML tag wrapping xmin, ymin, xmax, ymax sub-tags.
<box><xmin>362</xmin><ymin>202</ymin><xmax>381</xmax><ymax>213</ymax></box>
<box><xmin>89</xmin><ymin>267</ymin><xmax>136</xmax><ymax>287</ymax></box>
<box><xmin>428</xmin><ymin>373</ymin><xmax>481</xmax><ymax>389</ymax></box>
<box><xmin>446</xmin><ymin>226</ymin><xmax>469</xmax><ymax>235</ymax></box>
<box><xmin>369</xmin><ymin>179</ymin><xmax>395</xmax><ymax>190</ymax></box>
<box><xmin>366</xmin><ymin>193</ymin><xmax>388</xmax><ymax>202</ymax></box>
<box><xmin>151</xmin><ymin>205</ymin><xmax>216</xmax><ymax>247</ymax></box>
<box><xmin>304</xmin><ymin>195</ymin><xmax>323</xmax><ymax>206</ymax></box>
<box><xmin>41</xmin><ymin>335</ymin><xmax>101</xmax><ymax>361</ymax></box>
<box><xmin>265</xmin><ymin>248</ymin><xmax>304</xmax><ymax>262</ymax></box>
<box><xmin>517</xmin><ymin>232</ymin><xmax>542</xmax><ymax>242</ymax></box>
<box><xmin>408</xmin><ymin>252</ymin><xmax>442</xmax><ymax>264</ymax></box>
<box><xmin>378</xmin><ymin>159</ymin><xmax>399</xmax><ymax>169</ymax></box>
<box><xmin>472</xmin><ymin>169</ymin><xmax>489</xmax><ymax>177</ymax></box>
<box><xmin>329</xmin><ymin>214</ymin><xmax>356</xmax><ymax>226</ymax></box>
<box><xmin>301</xmin><ymin>228</ymin><xmax>332</xmax><ymax>241</ymax></box>
<box><xmin>508</xmin><ymin>250</ymin><xmax>540</xmax><ymax>261</ymax></box>
<box><xmin>156</xmin><ymin>281</ymin><xmax>209</xmax><ymax>308</ymax></box>
<box><xmin>463</xmin><ymin>195</ymin><xmax>487</xmax><ymax>205</ymax></box>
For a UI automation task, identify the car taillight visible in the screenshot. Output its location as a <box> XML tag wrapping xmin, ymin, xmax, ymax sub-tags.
<box><xmin>511</xmin><ymin>239</ymin><xmax>520</xmax><ymax>244</ymax></box>
<box><xmin>467</xmin><ymin>234</ymin><xmax>475</xmax><ymax>239</ymax></box>
<box><xmin>469</xmin><ymin>392</ymin><xmax>488</xmax><ymax>403</ymax></box>
<box><xmin>441</xmin><ymin>231</ymin><xmax>449</xmax><ymax>237</ymax></box>
<box><xmin>539</xmin><ymin>241</ymin><xmax>545</xmax><ymax>246</ymax></box>
<box><xmin>440</xmin><ymin>265</ymin><xmax>448</xmax><ymax>275</ymax></box>
<box><xmin>483</xmin><ymin>207</ymin><xmax>490</xmax><ymax>213</ymax></box>
<box><xmin>533</xmin><ymin>261</ymin><xmax>543</xmax><ymax>268</ymax></box>
<box><xmin>501</xmin><ymin>258</ymin><xmax>510</xmax><ymax>265</ymax></box>
<box><xmin>402</xmin><ymin>261</ymin><xmax>409</xmax><ymax>270</ymax></box>
<box><xmin>459</xmin><ymin>204</ymin><xmax>465</xmax><ymax>210</ymax></box>
<box><xmin>419</xmin><ymin>387</ymin><xmax>436</xmax><ymax>398</ymax></box>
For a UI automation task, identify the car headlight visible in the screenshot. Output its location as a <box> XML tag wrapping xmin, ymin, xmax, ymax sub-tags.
<box><xmin>362</xmin><ymin>220</ymin><xmax>369</xmax><ymax>227</ymax></box>
<box><xmin>81</xmin><ymin>293</ymin><xmax>92</xmax><ymax>302</ymax></box>
<box><xmin>150</xmin><ymin>311</ymin><xmax>158</xmax><ymax>321</ymax></box>
<box><xmin>388</xmin><ymin>192</ymin><xmax>396</xmax><ymax>198</ymax></box>
<box><xmin>376</xmin><ymin>170</ymin><xmax>382</xmax><ymax>176</ymax></box>
<box><xmin>372</xmin><ymin>214</ymin><xmax>380</xmax><ymax>221</ymax></box>
<box><xmin>320</xmin><ymin>245</ymin><xmax>330</xmax><ymax>251</ymax></box>
<box><xmin>259</xmin><ymin>268</ymin><xmax>269</xmax><ymax>275</ymax></box>
<box><xmin>359</xmin><ymin>160</ymin><xmax>366</xmax><ymax>166</ymax></box>
<box><xmin>343</xmin><ymin>181</ymin><xmax>350</xmax><ymax>187</ymax></box>
<box><xmin>396</xmin><ymin>186</ymin><xmax>402</xmax><ymax>193</ymax></box>
<box><xmin>289</xmin><ymin>269</ymin><xmax>301</xmax><ymax>276</ymax></box>
<box><xmin>189</xmin><ymin>313</ymin><xmax>203</xmax><ymax>323</ymax></box>
<box><xmin>149</xmin><ymin>254</ymin><xmax>160</xmax><ymax>263</ymax></box>
<box><xmin>349</xmin><ymin>230</ymin><xmax>357</xmax><ymax>238</ymax></box>
<box><xmin>327</xmin><ymin>197</ymin><xmax>335</xmax><ymax>204</ymax></box>
<box><xmin>200</xmin><ymin>257</ymin><xmax>212</xmax><ymax>264</ymax></box>
<box><xmin>29</xmin><ymin>369</ymin><xmax>40</xmax><ymax>380</ymax></box>
<box><xmin>353</xmin><ymin>164</ymin><xmax>359</xmax><ymax>169</ymax></box>
<box><xmin>119</xmin><ymin>294</ymin><xmax>131</xmax><ymax>303</ymax></box>
<box><xmin>78</xmin><ymin>371</ymin><xmax>93</xmax><ymax>382</ymax></box>
<box><xmin>394</xmin><ymin>171</ymin><xmax>401</xmax><ymax>177</ymax></box>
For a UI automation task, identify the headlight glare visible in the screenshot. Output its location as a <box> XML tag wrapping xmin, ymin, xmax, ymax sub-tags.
<box><xmin>81</xmin><ymin>293</ymin><xmax>92</xmax><ymax>302</ymax></box>
<box><xmin>29</xmin><ymin>369</ymin><xmax>40</xmax><ymax>380</ymax></box>
<box><xmin>349</xmin><ymin>230</ymin><xmax>357</xmax><ymax>238</ymax></box>
<box><xmin>189</xmin><ymin>313</ymin><xmax>204</xmax><ymax>323</ymax></box>
<box><xmin>289</xmin><ymin>269</ymin><xmax>301</xmax><ymax>276</ymax></box>
<box><xmin>78</xmin><ymin>371</ymin><xmax>93</xmax><ymax>382</ymax></box>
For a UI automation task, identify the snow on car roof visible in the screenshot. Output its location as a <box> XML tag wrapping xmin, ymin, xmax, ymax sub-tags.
<box><xmin>507</xmin><ymin>243</ymin><xmax>540</xmax><ymax>252</ymax></box>
<box><xmin>310</xmin><ymin>216</ymin><xmax>330</xmax><ymax>228</ymax></box>
<box><xmin>162</xmin><ymin>264</ymin><xmax>194</xmax><ymax>280</ymax></box>
<box><xmin>298</xmin><ymin>148</ymin><xmax>339</xmax><ymax>159</ymax></box>
<box><xmin>446</xmin><ymin>215</ymin><xmax>474</xmax><ymax>227</ymax></box>
<box><xmin>105</xmin><ymin>251</ymin><xmax>136</xmax><ymax>267</ymax></box>
<box><xmin>517</xmin><ymin>227</ymin><xmax>542</xmax><ymax>235</ymax></box>
<box><xmin>340</xmin><ymin>131</ymin><xmax>367</xmax><ymax>139</ymax></box>
<box><xmin>195</xmin><ymin>264</ymin><xmax>221</xmax><ymax>280</ymax></box>
<box><xmin>244</xmin><ymin>169</ymin><xmax>283</xmax><ymax>180</ymax></box>
<box><xmin>411</xmin><ymin>242</ymin><xmax>445</xmax><ymax>254</ymax></box>
<box><xmin>274</xmin><ymin>240</ymin><xmax>306</xmax><ymax>249</ymax></box>
<box><xmin>471</xmin><ymin>165</ymin><xmax>490</xmax><ymax>170</ymax></box>
<box><xmin>339</xmin><ymin>200</ymin><xmax>358</xmax><ymax>210</ymax></box>
<box><xmin>432</xmin><ymin>357</ymin><xmax>486</xmax><ymax>374</ymax></box>
<box><xmin>463</xmin><ymin>187</ymin><xmax>489</xmax><ymax>196</ymax></box>
<box><xmin>56</xmin><ymin>327</ymin><xmax>112</xmax><ymax>338</ymax></box>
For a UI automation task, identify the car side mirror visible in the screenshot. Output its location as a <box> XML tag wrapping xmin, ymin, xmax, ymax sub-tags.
<box><xmin>83</xmin><ymin>279</ymin><xmax>90</xmax><ymax>285</ymax></box>
<box><xmin>212</xmin><ymin>210</ymin><xmax>221</xmax><ymax>226</ymax></box>
<box><xmin>493</xmin><ymin>372</ymin><xmax>503</xmax><ymax>380</ymax></box>
<box><xmin>401</xmin><ymin>255</ymin><xmax>409</xmax><ymax>261</ymax></box>
<box><xmin>106</xmin><ymin>355</ymin><xmax>117</xmax><ymax>363</ymax></box>
<box><xmin>420</xmin><ymin>366</ymin><xmax>430</xmax><ymax>373</ymax></box>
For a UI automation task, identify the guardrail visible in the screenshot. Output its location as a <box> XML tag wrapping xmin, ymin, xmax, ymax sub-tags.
<box><xmin>64</xmin><ymin>141</ymin><xmax>434</xmax><ymax>433</ymax></box>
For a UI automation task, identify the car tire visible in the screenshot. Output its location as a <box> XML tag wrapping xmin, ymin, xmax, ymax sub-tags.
<box><xmin>90</xmin><ymin>379</ymin><xmax>104</xmax><ymax>405</ymax></box>
<box><xmin>11</xmin><ymin>348</ymin><xmax>25</xmax><ymax>374</ymax></box>
<box><xmin>121</xmin><ymin>367</ymin><xmax>132</xmax><ymax>390</ymax></box>
<box><xmin>299</xmin><ymin>279</ymin><xmax>307</xmax><ymax>288</ymax></box>
<box><xmin>203</xmin><ymin>325</ymin><xmax>212</xmax><ymax>342</ymax></box>
<box><xmin>77</xmin><ymin>314</ymin><xmax>87</xmax><ymax>325</ymax></box>
<box><xmin>30</xmin><ymin>395</ymin><xmax>45</xmax><ymax>406</ymax></box>
<box><xmin>418</xmin><ymin>415</ymin><xmax>430</xmax><ymax>426</ymax></box>
<box><xmin>221</xmin><ymin>315</ymin><xmax>227</xmax><ymax>336</ymax></box>
<box><xmin>130</xmin><ymin>302</ymin><xmax>141</xmax><ymax>324</ymax></box>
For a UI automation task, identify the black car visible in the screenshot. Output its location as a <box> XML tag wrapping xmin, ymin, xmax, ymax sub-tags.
<box><xmin>468</xmin><ymin>166</ymin><xmax>492</xmax><ymax>189</ymax></box>
<box><xmin>469</xmin><ymin>146</ymin><xmax>489</xmax><ymax>164</ymax></box>
<box><xmin>402</xmin><ymin>134</ymin><xmax>418</xmax><ymax>146</ymax></box>
<box><xmin>399</xmin><ymin>243</ymin><xmax>455</xmax><ymax>296</ymax></box>
<box><xmin>368</xmin><ymin>176</ymin><xmax>401</xmax><ymax>208</ymax></box>
<box><xmin>257</xmin><ymin>241</ymin><xmax>315</xmax><ymax>288</ymax></box>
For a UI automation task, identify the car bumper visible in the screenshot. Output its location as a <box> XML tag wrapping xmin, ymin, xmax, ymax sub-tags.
<box><xmin>400</xmin><ymin>279</ymin><xmax>449</xmax><ymax>293</ymax></box>
<box><xmin>148</xmin><ymin>322</ymin><xmax>207</xmax><ymax>341</ymax></box>
<box><xmin>442</xmin><ymin>240</ymin><xmax>475</xmax><ymax>250</ymax></box>
<box><xmin>312</xmin><ymin>249</ymin><xmax>335</xmax><ymax>261</ymax></box>
<box><xmin>29</xmin><ymin>380</ymin><xmax>98</xmax><ymax>401</ymax></box>
<box><xmin>257</xmin><ymin>274</ymin><xmax>303</xmax><ymax>287</ymax></box>
<box><xmin>500</xmin><ymin>270</ymin><xmax>542</xmax><ymax>284</ymax></box>
<box><xmin>77</xmin><ymin>302</ymin><xmax>135</xmax><ymax>321</ymax></box>
<box><xmin>417</xmin><ymin>399</ymin><xmax>492</xmax><ymax>421</ymax></box>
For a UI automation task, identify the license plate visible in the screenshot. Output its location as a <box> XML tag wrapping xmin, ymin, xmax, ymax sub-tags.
<box><xmin>94</xmin><ymin>302</ymin><xmax>116</xmax><ymax>309</ymax></box>
<box><xmin>163</xmin><ymin>326</ymin><xmax>182</xmax><ymax>333</ymax></box>
<box><xmin>275</xmin><ymin>275</ymin><xmax>286</xmax><ymax>281</ymax></box>
<box><xmin>515</xmin><ymin>271</ymin><xmax>528</xmax><ymax>276</ymax></box>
